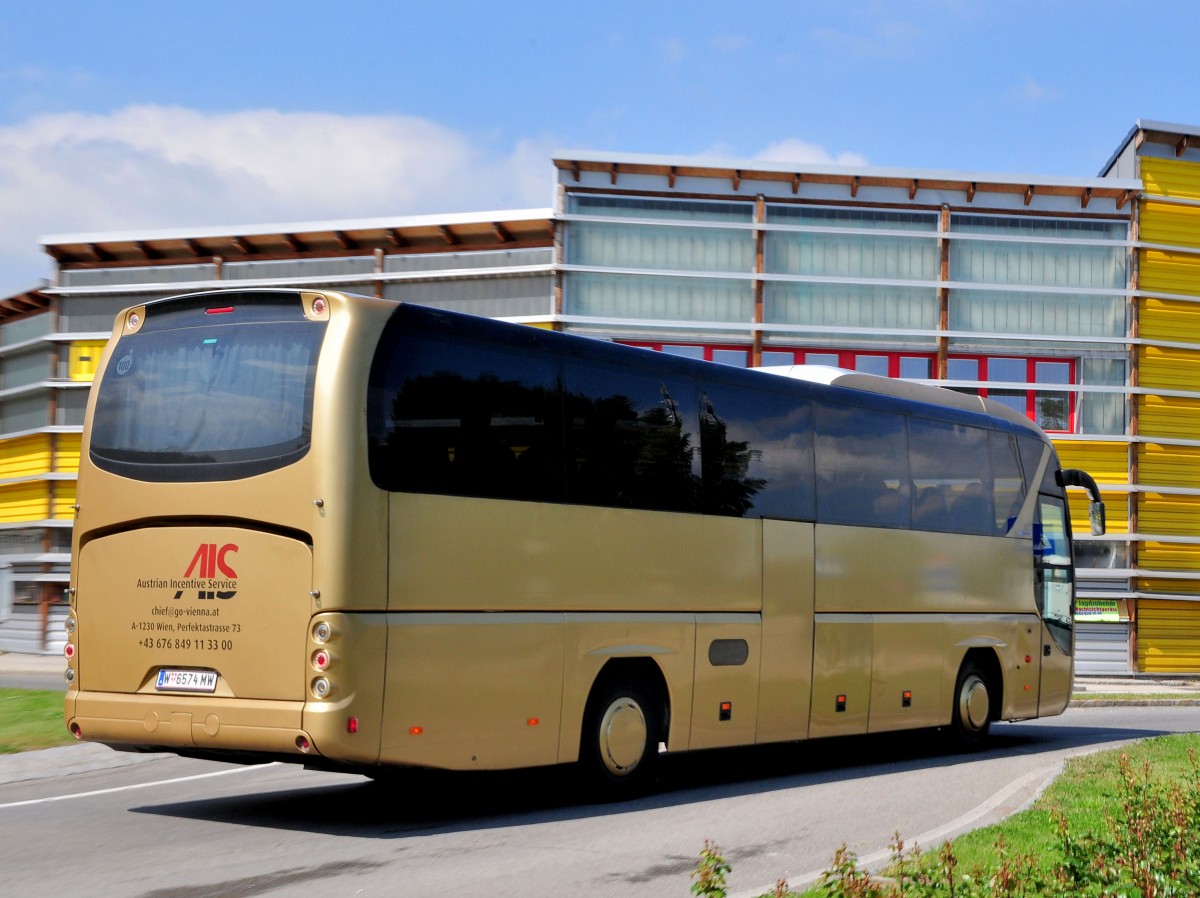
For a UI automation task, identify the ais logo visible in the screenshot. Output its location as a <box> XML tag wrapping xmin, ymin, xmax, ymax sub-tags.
<box><xmin>173</xmin><ymin>543</ymin><xmax>239</xmax><ymax>600</ymax></box>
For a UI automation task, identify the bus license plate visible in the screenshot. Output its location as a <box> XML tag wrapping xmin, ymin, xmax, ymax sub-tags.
<box><xmin>155</xmin><ymin>669</ymin><xmax>218</xmax><ymax>693</ymax></box>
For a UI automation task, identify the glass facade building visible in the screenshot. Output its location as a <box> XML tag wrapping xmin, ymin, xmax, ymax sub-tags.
<box><xmin>5</xmin><ymin>121</ymin><xmax>1200</xmax><ymax>671</ymax></box>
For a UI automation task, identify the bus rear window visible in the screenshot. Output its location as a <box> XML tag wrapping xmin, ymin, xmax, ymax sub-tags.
<box><xmin>89</xmin><ymin>317</ymin><xmax>325</xmax><ymax>482</ymax></box>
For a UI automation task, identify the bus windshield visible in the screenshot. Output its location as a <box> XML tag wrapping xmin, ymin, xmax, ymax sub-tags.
<box><xmin>89</xmin><ymin>299</ymin><xmax>325</xmax><ymax>482</ymax></box>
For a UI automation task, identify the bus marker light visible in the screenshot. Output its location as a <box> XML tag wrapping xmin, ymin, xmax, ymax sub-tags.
<box><xmin>1025</xmin><ymin>655</ymin><xmax>1032</xmax><ymax>664</ymax></box>
<box><xmin>1025</xmin><ymin>684</ymin><xmax>1032</xmax><ymax>691</ymax></box>
<box><xmin>347</xmin><ymin>717</ymin><xmax>358</xmax><ymax>734</ymax></box>
<box><xmin>409</xmin><ymin>726</ymin><xmax>423</xmax><ymax>736</ymax></box>
<box><xmin>902</xmin><ymin>690</ymin><xmax>913</xmax><ymax>708</ymax></box>
<box><xmin>312</xmin><ymin>298</ymin><xmax>327</xmax><ymax>315</ymax></box>
<box><xmin>719</xmin><ymin>702</ymin><xmax>732</xmax><ymax>721</ymax></box>
<box><xmin>836</xmin><ymin>695</ymin><xmax>847</xmax><ymax>713</ymax></box>
<box><xmin>526</xmin><ymin>717</ymin><xmax>539</xmax><ymax>727</ymax></box>
<box><xmin>205</xmin><ymin>306</ymin><xmax>235</xmax><ymax>315</ymax></box>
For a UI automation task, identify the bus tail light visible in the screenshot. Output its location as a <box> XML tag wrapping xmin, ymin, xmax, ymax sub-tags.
<box><xmin>311</xmin><ymin>677</ymin><xmax>331</xmax><ymax>699</ymax></box>
<box><xmin>312</xmin><ymin>649</ymin><xmax>331</xmax><ymax>671</ymax></box>
<box><xmin>313</xmin><ymin>620</ymin><xmax>332</xmax><ymax>643</ymax></box>
<box><xmin>296</xmin><ymin>735</ymin><xmax>311</xmax><ymax>752</ymax></box>
<box><xmin>64</xmin><ymin>642</ymin><xmax>76</xmax><ymax>660</ymax></box>
<box><xmin>69</xmin><ymin>721</ymin><xmax>82</xmax><ymax>739</ymax></box>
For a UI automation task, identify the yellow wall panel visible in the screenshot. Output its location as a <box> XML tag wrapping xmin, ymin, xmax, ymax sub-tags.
<box><xmin>1141</xmin><ymin>201</ymin><xmax>1200</xmax><ymax>250</ymax></box>
<box><xmin>54</xmin><ymin>433</ymin><xmax>81</xmax><ymax>473</ymax></box>
<box><xmin>1138</xmin><ymin>345</ymin><xmax>1200</xmax><ymax>391</ymax></box>
<box><xmin>1138</xmin><ymin>579</ymin><xmax>1200</xmax><ymax>596</ymax></box>
<box><xmin>1138</xmin><ymin>297</ymin><xmax>1200</xmax><ymax>343</ymax></box>
<box><xmin>1052</xmin><ymin>440</ymin><xmax>1128</xmax><ymax>483</ymax></box>
<box><xmin>1138</xmin><ymin>395</ymin><xmax>1200</xmax><ymax>439</ymax></box>
<box><xmin>1139</xmin><ymin>442</ymin><xmax>1200</xmax><ymax>488</ymax></box>
<box><xmin>68</xmin><ymin>340</ymin><xmax>107</xmax><ymax>382</ymax></box>
<box><xmin>1138</xmin><ymin>493</ymin><xmax>1200</xmax><ymax>536</ymax></box>
<box><xmin>1141</xmin><ymin>542</ymin><xmax>1200</xmax><ymax>570</ymax></box>
<box><xmin>1139</xmin><ymin>253</ymin><xmax>1200</xmax><ymax>300</ymax></box>
<box><xmin>1140</xmin><ymin>157</ymin><xmax>1200</xmax><ymax>200</ymax></box>
<box><xmin>0</xmin><ymin>434</ymin><xmax>52</xmax><ymax>480</ymax></box>
<box><xmin>51</xmin><ymin>482</ymin><xmax>76</xmax><ymax>520</ymax></box>
<box><xmin>1137</xmin><ymin>597</ymin><xmax>1200</xmax><ymax>673</ymax></box>
<box><xmin>0</xmin><ymin>481</ymin><xmax>50</xmax><ymax>523</ymax></box>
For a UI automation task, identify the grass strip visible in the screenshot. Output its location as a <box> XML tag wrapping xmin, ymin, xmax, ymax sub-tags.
<box><xmin>0</xmin><ymin>688</ymin><xmax>73</xmax><ymax>754</ymax></box>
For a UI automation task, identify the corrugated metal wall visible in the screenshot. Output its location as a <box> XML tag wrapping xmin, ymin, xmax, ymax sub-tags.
<box><xmin>1134</xmin><ymin>157</ymin><xmax>1200</xmax><ymax>666</ymax></box>
<box><xmin>1139</xmin><ymin>599</ymin><xmax>1200</xmax><ymax>672</ymax></box>
<box><xmin>1076</xmin><ymin>622</ymin><xmax>1131</xmax><ymax>675</ymax></box>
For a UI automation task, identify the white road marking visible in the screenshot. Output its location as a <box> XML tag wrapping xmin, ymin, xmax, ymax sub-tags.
<box><xmin>0</xmin><ymin>762</ymin><xmax>279</xmax><ymax>810</ymax></box>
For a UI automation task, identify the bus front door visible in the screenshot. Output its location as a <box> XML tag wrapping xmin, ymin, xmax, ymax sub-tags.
<box><xmin>1034</xmin><ymin>495</ymin><xmax>1074</xmax><ymax>715</ymax></box>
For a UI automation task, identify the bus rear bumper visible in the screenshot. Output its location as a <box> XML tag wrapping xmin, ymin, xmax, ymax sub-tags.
<box><xmin>68</xmin><ymin>691</ymin><xmax>311</xmax><ymax>757</ymax></box>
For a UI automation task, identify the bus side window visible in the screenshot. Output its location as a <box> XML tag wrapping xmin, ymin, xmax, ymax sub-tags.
<box><xmin>698</xmin><ymin>383</ymin><xmax>815</xmax><ymax>521</ymax></box>
<box><xmin>990</xmin><ymin>432</ymin><xmax>1026</xmax><ymax>535</ymax></box>
<box><xmin>562</xmin><ymin>362</ymin><xmax>700</xmax><ymax>513</ymax></box>
<box><xmin>368</xmin><ymin>326</ymin><xmax>562</xmax><ymax>501</ymax></box>
<box><xmin>814</xmin><ymin>402</ymin><xmax>910</xmax><ymax>529</ymax></box>
<box><xmin>908</xmin><ymin>418</ymin><xmax>993</xmax><ymax>535</ymax></box>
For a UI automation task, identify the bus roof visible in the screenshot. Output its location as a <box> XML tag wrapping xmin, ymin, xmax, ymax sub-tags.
<box><xmin>756</xmin><ymin>365</ymin><xmax>1043</xmax><ymax>435</ymax></box>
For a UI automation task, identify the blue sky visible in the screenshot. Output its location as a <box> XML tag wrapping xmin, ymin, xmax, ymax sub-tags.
<box><xmin>1</xmin><ymin>0</ymin><xmax>1198</xmax><ymax>297</ymax></box>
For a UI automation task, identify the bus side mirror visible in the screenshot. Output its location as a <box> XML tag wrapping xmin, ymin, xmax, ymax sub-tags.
<box><xmin>1059</xmin><ymin>468</ymin><xmax>1107</xmax><ymax>536</ymax></box>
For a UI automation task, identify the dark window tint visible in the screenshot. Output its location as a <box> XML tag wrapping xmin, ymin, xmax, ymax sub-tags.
<box><xmin>909</xmin><ymin>418</ymin><xmax>992</xmax><ymax>534</ymax></box>
<box><xmin>815</xmin><ymin>402</ymin><xmax>910</xmax><ymax>528</ymax></box>
<box><xmin>369</xmin><ymin>331</ymin><xmax>561</xmax><ymax>500</ymax></box>
<box><xmin>699</xmin><ymin>384</ymin><xmax>814</xmax><ymax>520</ymax></box>
<box><xmin>562</xmin><ymin>363</ymin><xmax>699</xmax><ymax>512</ymax></box>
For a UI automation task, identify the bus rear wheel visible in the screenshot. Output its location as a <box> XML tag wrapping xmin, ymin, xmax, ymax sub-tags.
<box><xmin>580</xmin><ymin>678</ymin><xmax>662</xmax><ymax>799</ymax></box>
<box><xmin>951</xmin><ymin>660</ymin><xmax>993</xmax><ymax>746</ymax></box>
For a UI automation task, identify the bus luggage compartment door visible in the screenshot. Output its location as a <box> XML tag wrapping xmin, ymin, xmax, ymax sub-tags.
<box><xmin>76</xmin><ymin>526</ymin><xmax>312</xmax><ymax>701</ymax></box>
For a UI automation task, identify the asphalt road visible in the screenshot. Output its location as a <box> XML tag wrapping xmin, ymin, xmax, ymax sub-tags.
<box><xmin>2</xmin><ymin>705</ymin><xmax>1197</xmax><ymax>898</ymax></box>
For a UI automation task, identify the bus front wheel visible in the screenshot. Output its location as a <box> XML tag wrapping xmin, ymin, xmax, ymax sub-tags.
<box><xmin>951</xmin><ymin>660</ymin><xmax>993</xmax><ymax>746</ymax></box>
<box><xmin>580</xmin><ymin>678</ymin><xmax>662</xmax><ymax>798</ymax></box>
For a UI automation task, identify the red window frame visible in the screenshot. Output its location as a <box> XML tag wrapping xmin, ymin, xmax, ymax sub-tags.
<box><xmin>617</xmin><ymin>344</ymin><xmax>1076</xmax><ymax>433</ymax></box>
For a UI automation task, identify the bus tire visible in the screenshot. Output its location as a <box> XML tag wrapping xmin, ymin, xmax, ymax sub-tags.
<box><xmin>950</xmin><ymin>659</ymin><xmax>994</xmax><ymax>747</ymax></box>
<box><xmin>579</xmin><ymin>677</ymin><xmax>662</xmax><ymax>799</ymax></box>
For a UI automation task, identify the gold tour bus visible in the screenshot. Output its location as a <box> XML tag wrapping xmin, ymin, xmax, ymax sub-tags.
<box><xmin>64</xmin><ymin>288</ymin><xmax>1106</xmax><ymax>795</ymax></box>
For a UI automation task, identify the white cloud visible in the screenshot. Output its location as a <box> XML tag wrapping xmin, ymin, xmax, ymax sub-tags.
<box><xmin>753</xmin><ymin>139</ymin><xmax>868</xmax><ymax>168</ymax></box>
<box><xmin>0</xmin><ymin>105</ymin><xmax>555</xmax><ymax>296</ymax></box>
<box><xmin>710</xmin><ymin>33</ymin><xmax>750</xmax><ymax>53</ymax></box>
<box><xmin>662</xmin><ymin>37</ymin><xmax>688</xmax><ymax>64</ymax></box>
<box><xmin>1015</xmin><ymin>77</ymin><xmax>1060</xmax><ymax>104</ymax></box>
